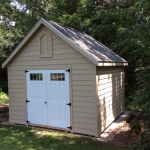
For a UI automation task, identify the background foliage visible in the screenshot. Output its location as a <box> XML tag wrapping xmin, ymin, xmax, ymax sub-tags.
<box><xmin>0</xmin><ymin>0</ymin><xmax>150</xmax><ymax>148</ymax></box>
<box><xmin>0</xmin><ymin>88</ymin><xmax>8</xmax><ymax>104</ymax></box>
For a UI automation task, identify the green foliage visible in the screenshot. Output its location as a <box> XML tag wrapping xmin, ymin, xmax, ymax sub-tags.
<box><xmin>131</xmin><ymin>67</ymin><xmax>150</xmax><ymax>110</ymax></box>
<box><xmin>0</xmin><ymin>125</ymin><xmax>122</xmax><ymax>150</ymax></box>
<box><xmin>0</xmin><ymin>0</ymin><xmax>39</xmax><ymax>90</ymax></box>
<box><xmin>129</xmin><ymin>67</ymin><xmax>150</xmax><ymax>149</ymax></box>
<box><xmin>0</xmin><ymin>89</ymin><xmax>8</xmax><ymax>104</ymax></box>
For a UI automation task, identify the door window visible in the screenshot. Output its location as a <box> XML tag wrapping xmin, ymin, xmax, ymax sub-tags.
<box><xmin>30</xmin><ymin>73</ymin><xmax>43</xmax><ymax>80</ymax></box>
<box><xmin>50</xmin><ymin>73</ymin><xmax>65</xmax><ymax>81</ymax></box>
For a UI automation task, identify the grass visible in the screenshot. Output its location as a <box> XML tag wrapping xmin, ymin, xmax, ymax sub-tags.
<box><xmin>0</xmin><ymin>125</ymin><xmax>125</xmax><ymax>150</ymax></box>
<box><xmin>0</xmin><ymin>90</ymin><xmax>126</xmax><ymax>150</ymax></box>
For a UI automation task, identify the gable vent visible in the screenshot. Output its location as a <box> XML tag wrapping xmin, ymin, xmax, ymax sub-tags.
<box><xmin>38</xmin><ymin>31</ymin><xmax>53</xmax><ymax>57</ymax></box>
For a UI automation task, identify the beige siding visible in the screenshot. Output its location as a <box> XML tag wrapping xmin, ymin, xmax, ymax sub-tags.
<box><xmin>7</xmin><ymin>25</ymin><xmax>96</xmax><ymax>136</ymax></box>
<box><xmin>96</xmin><ymin>66</ymin><xmax>125</xmax><ymax>134</ymax></box>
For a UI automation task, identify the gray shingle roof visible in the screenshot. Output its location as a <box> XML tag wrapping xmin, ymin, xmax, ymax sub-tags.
<box><xmin>47</xmin><ymin>20</ymin><xmax>127</xmax><ymax>63</ymax></box>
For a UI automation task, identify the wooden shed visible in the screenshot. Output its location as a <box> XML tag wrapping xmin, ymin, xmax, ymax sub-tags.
<box><xmin>2</xmin><ymin>18</ymin><xmax>128</xmax><ymax>137</ymax></box>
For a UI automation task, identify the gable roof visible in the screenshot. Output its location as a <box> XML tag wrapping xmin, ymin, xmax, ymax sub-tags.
<box><xmin>2</xmin><ymin>18</ymin><xmax>128</xmax><ymax>68</ymax></box>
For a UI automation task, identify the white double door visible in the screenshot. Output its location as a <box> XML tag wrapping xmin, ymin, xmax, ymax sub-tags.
<box><xmin>26</xmin><ymin>70</ymin><xmax>70</xmax><ymax>129</ymax></box>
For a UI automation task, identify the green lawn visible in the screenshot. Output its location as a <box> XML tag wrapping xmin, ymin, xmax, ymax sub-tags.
<box><xmin>0</xmin><ymin>125</ymin><xmax>125</xmax><ymax>150</ymax></box>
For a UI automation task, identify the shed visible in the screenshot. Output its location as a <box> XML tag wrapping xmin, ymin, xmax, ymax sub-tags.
<box><xmin>2</xmin><ymin>18</ymin><xmax>128</xmax><ymax>137</ymax></box>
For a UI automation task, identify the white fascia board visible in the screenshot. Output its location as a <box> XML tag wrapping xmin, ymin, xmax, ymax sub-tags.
<box><xmin>98</xmin><ymin>62</ymin><xmax>128</xmax><ymax>66</ymax></box>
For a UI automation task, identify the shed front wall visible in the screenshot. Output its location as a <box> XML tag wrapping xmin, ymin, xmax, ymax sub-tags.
<box><xmin>7</xmin><ymin>25</ymin><xmax>97</xmax><ymax>136</ymax></box>
<box><xmin>96</xmin><ymin>66</ymin><xmax>125</xmax><ymax>134</ymax></box>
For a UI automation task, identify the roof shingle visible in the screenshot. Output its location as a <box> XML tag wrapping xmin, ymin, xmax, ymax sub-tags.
<box><xmin>48</xmin><ymin>20</ymin><xmax>127</xmax><ymax>63</ymax></box>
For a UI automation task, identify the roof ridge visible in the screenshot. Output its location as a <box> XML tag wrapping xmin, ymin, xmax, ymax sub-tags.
<box><xmin>49</xmin><ymin>20</ymin><xmax>89</xmax><ymax>36</ymax></box>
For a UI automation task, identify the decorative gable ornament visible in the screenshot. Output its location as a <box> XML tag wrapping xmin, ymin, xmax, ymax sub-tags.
<box><xmin>38</xmin><ymin>31</ymin><xmax>53</xmax><ymax>57</ymax></box>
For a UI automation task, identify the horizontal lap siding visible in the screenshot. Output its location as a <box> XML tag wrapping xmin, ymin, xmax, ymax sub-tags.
<box><xmin>8</xmin><ymin>25</ymin><xmax>96</xmax><ymax>136</ymax></box>
<box><xmin>96</xmin><ymin>67</ymin><xmax>125</xmax><ymax>134</ymax></box>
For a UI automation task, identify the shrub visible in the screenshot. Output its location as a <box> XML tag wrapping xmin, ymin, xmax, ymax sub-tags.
<box><xmin>0</xmin><ymin>89</ymin><xmax>9</xmax><ymax>104</ymax></box>
<box><xmin>129</xmin><ymin>67</ymin><xmax>150</xmax><ymax>149</ymax></box>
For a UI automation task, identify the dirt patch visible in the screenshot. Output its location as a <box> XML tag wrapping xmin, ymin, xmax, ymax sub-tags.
<box><xmin>108</xmin><ymin>123</ymin><xmax>138</xmax><ymax>147</ymax></box>
<box><xmin>108</xmin><ymin>116</ymin><xmax>139</xmax><ymax>148</ymax></box>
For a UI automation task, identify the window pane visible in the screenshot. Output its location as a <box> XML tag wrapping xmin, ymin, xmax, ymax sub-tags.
<box><xmin>50</xmin><ymin>73</ymin><xmax>54</xmax><ymax>81</ymax></box>
<box><xmin>58</xmin><ymin>73</ymin><xmax>62</xmax><ymax>81</ymax></box>
<box><xmin>37</xmin><ymin>74</ymin><xmax>40</xmax><ymax>80</ymax></box>
<box><xmin>30</xmin><ymin>74</ymin><xmax>33</xmax><ymax>80</ymax></box>
<box><xmin>33</xmin><ymin>74</ymin><xmax>36</xmax><ymax>80</ymax></box>
<box><xmin>39</xmin><ymin>74</ymin><xmax>43</xmax><ymax>80</ymax></box>
<box><xmin>54</xmin><ymin>74</ymin><xmax>57</xmax><ymax>81</ymax></box>
<box><xmin>62</xmin><ymin>73</ymin><xmax>65</xmax><ymax>81</ymax></box>
<box><xmin>51</xmin><ymin>73</ymin><xmax>57</xmax><ymax>81</ymax></box>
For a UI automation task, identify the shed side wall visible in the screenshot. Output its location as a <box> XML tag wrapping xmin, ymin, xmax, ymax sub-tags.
<box><xmin>96</xmin><ymin>66</ymin><xmax>125</xmax><ymax>134</ymax></box>
<box><xmin>8</xmin><ymin>25</ymin><xmax>96</xmax><ymax>136</ymax></box>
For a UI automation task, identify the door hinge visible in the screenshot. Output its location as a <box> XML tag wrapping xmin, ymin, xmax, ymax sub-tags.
<box><xmin>25</xmin><ymin>70</ymin><xmax>29</xmax><ymax>73</ymax></box>
<box><xmin>67</xmin><ymin>126</ymin><xmax>72</xmax><ymax>130</ymax></box>
<box><xmin>65</xmin><ymin>69</ymin><xmax>70</xmax><ymax>73</ymax></box>
<box><xmin>27</xmin><ymin>120</ymin><xmax>30</xmax><ymax>123</ymax></box>
<box><xmin>26</xmin><ymin>100</ymin><xmax>30</xmax><ymax>103</ymax></box>
<box><xmin>66</xmin><ymin>103</ymin><xmax>71</xmax><ymax>106</ymax></box>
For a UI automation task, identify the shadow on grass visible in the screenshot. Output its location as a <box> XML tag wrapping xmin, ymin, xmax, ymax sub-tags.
<box><xmin>0</xmin><ymin>125</ymin><xmax>123</xmax><ymax>150</ymax></box>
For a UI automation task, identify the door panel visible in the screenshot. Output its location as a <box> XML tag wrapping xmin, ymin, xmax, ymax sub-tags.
<box><xmin>60</xmin><ymin>106</ymin><xmax>65</xmax><ymax>121</ymax></box>
<box><xmin>60</xmin><ymin>84</ymin><xmax>65</xmax><ymax>101</ymax></box>
<box><xmin>47</xmin><ymin>70</ymin><xmax>70</xmax><ymax>128</ymax></box>
<box><xmin>51</xmin><ymin>84</ymin><xmax>56</xmax><ymax>100</ymax></box>
<box><xmin>27</xmin><ymin>70</ymin><xmax>47</xmax><ymax>125</ymax></box>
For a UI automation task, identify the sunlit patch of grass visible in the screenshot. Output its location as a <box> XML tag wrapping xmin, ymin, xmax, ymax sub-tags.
<box><xmin>0</xmin><ymin>125</ymin><xmax>126</xmax><ymax>150</ymax></box>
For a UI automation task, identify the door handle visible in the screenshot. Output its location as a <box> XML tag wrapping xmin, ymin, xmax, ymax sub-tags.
<box><xmin>44</xmin><ymin>102</ymin><xmax>47</xmax><ymax>104</ymax></box>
